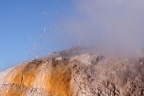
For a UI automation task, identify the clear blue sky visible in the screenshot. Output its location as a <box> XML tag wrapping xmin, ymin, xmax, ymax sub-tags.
<box><xmin>0</xmin><ymin>0</ymin><xmax>76</xmax><ymax>70</ymax></box>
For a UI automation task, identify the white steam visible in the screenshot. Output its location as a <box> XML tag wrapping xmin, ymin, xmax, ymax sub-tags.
<box><xmin>63</xmin><ymin>0</ymin><xmax>144</xmax><ymax>56</ymax></box>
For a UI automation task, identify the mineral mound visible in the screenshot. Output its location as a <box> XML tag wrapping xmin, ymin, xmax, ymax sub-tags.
<box><xmin>0</xmin><ymin>48</ymin><xmax>144</xmax><ymax>96</ymax></box>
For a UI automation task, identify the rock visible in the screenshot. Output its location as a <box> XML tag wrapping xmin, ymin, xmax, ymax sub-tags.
<box><xmin>0</xmin><ymin>49</ymin><xmax>143</xmax><ymax>96</ymax></box>
<box><xmin>0</xmin><ymin>67</ymin><xmax>15</xmax><ymax>85</ymax></box>
<box><xmin>70</xmin><ymin>54</ymin><xmax>104</xmax><ymax>65</ymax></box>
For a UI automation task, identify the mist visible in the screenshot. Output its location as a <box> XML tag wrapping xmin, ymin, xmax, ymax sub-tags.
<box><xmin>59</xmin><ymin>0</ymin><xmax>144</xmax><ymax>56</ymax></box>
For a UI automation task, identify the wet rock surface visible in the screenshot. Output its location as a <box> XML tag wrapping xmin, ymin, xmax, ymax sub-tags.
<box><xmin>0</xmin><ymin>49</ymin><xmax>144</xmax><ymax>96</ymax></box>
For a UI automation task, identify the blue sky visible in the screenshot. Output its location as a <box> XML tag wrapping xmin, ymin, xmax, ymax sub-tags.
<box><xmin>1</xmin><ymin>0</ymin><xmax>144</xmax><ymax>71</ymax></box>
<box><xmin>0</xmin><ymin>0</ymin><xmax>76</xmax><ymax>70</ymax></box>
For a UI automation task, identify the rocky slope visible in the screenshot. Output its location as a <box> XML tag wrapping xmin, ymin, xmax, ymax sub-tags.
<box><xmin>0</xmin><ymin>48</ymin><xmax>144</xmax><ymax>96</ymax></box>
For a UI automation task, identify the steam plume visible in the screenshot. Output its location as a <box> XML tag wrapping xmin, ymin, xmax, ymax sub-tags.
<box><xmin>62</xmin><ymin>0</ymin><xmax>144</xmax><ymax>56</ymax></box>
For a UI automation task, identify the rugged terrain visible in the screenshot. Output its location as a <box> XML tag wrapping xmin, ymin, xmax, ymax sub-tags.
<box><xmin>0</xmin><ymin>48</ymin><xmax>144</xmax><ymax>96</ymax></box>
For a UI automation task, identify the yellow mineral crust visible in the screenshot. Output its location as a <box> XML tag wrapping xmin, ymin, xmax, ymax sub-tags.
<box><xmin>0</xmin><ymin>54</ymin><xmax>144</xmax><ymax>96</ymax></box>
<box><xmin>1</xmin><ymin>59</ymin><xmax>76</xmax><ymax>96</ymax></box>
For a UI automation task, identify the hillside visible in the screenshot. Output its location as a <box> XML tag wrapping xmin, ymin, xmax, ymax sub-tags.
<box><xmin>0</xmin><ymin>48</ymin><xmax>144</xmax><ymax>96</ymax></box>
